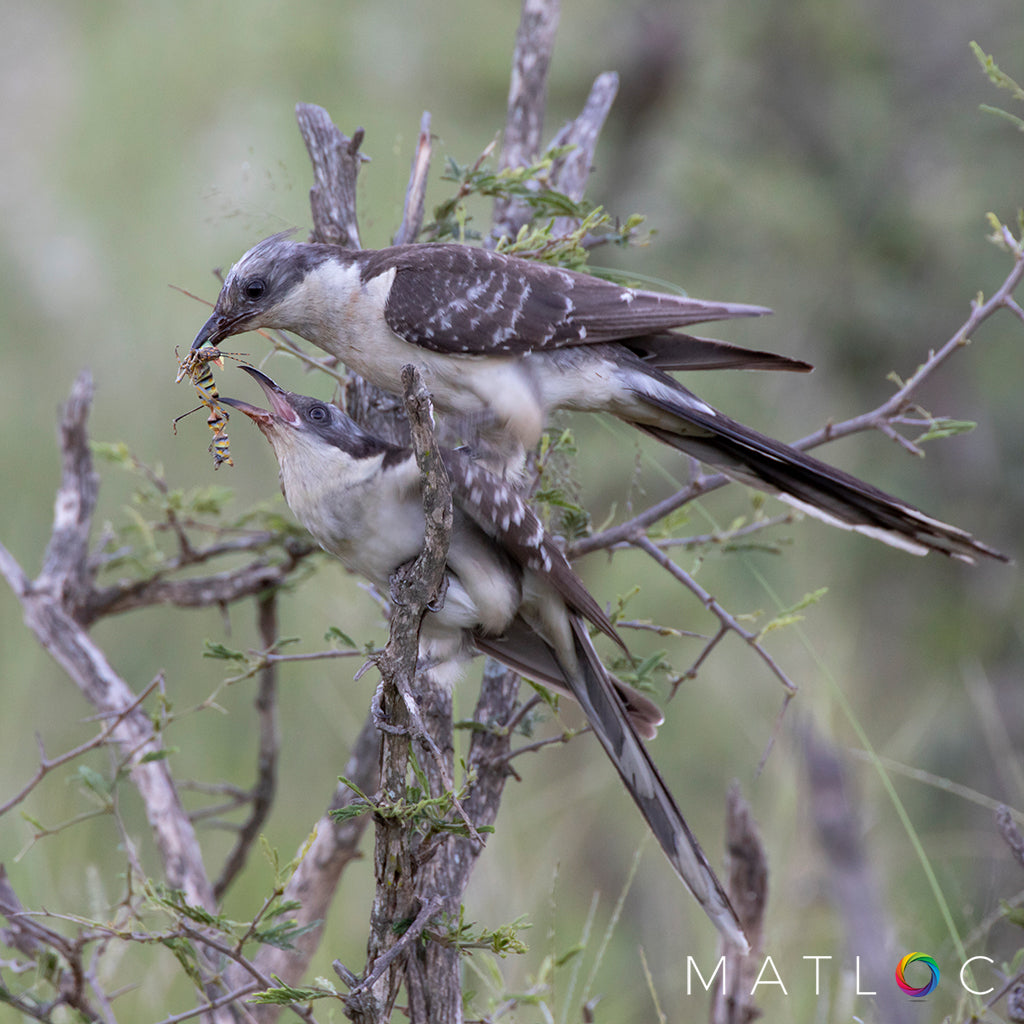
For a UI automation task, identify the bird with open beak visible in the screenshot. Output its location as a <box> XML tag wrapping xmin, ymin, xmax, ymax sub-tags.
<box><xmin>219</xmin><ymin>364</ymin><xmax>748</xmax><ymax>950</ymax></box>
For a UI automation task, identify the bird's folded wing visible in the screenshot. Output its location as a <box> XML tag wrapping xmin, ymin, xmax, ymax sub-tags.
<box><xmin>441</xmin><ymin>448</ymin><xmax>628</xmax><ymax>650</ymax></box>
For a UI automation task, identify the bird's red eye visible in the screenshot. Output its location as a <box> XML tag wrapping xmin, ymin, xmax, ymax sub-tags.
<box><xmin>243</xmin><ymin>279</ymin><xmax>266</xmax><ymax>300</ymax></box>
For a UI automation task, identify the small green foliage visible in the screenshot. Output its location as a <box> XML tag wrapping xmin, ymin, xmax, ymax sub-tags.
<box><xmin>539</xmin><ymin>427</ymin><xmax>576</xmax><ymax>460</ymax></box>
<box><xmin>607</xmin><ymin>586</ymin><xmax>642</xmax><ymax>626</ymax></box>
<box><xmin>426</xmin><ymin>143</ymin><xmax>576</xmax><ymax>241</ymax></box>
<box><xmin>331</xmin><ymin>772</ymin><xmax>494</xmax><ymax>840</ymax></box>
<box><xmin>203</xmin><ymin>635</ymin><xmax>310</xmax><ymax>686</ymax></box>
<box><xmin>89</xmin><ymin>440</ymin><xmax>314</xmax><ymax>598</ymax></box>
<box><xmin>248</xmin><ymin>976</ymin><xmax>339</xmax><ymax>1005</ymax></box>
<box><xmin>329</xmin><ymin>801</ymin><xmax>371</xmax><ymax>823</ymax></box>
<box><xmin>615</xmin><ymin>649</ymin><xmax>671</xmax><ymax>691</ymax></box>
<box><xmin>759</xmin><ymin>588</ymin><xmax>829</xmax><ymax>638</ymax></box>
<box><xmin>646</xmin><ymin>505</ymin><xmax>692</xmax><ymax>540</ymax></box>
<box><xmin>443</xmin><ymin>907</ymin><xmax>530</xmax><ymax>957</ymax></box>
<box><xmin>532</xmin><ymin>428</ymin><xmax>591</xmax><ymax>541</ymax></box>
<box><xmin>494</xmin><ymin>206</ymin><xmax>646</xmax><ymax>273</ymax></box>
<box><xmin>330</xmin><ymin>775</ymin><xmax>374</xmax><ymax>823</ymax></box>
<box><xmin>202</xmin><ymin>640</ymin><xmax>247</xmax><ymax>662</ymax></box>
<box><xmin>75</xmin><ymin>764</ymin><xmax>113</xmax><ymax>802</ymax></box>
<box><xmin>984</xmin><ymin>211</ymin><xmax>1024</xmax><ymax>252</ymax></box>
<box><xmin>914</xmin><ymin>417</ymin><xmax>978</xmax><ymax>444</ymax></box>
<box><xmin>160</xmin><ymin>935</ymin><xmax>205</xmax><ymax>989</ymax></box>
<box><xmin>971</xmin><ymin>42</ymin><xmax>1024</xmax><ymax>131</ymax></box>
<box><xmin>600</xmin><ymin>589</ymin><xmax>684</xmax><ymax>683</ymax></box>
<box><xmin>1004</xmin><ymin>946</ymin><xmax>1024</xmax><ymax>979</ymax></box>
<box><xmin>531</xmin><ymin>486</ymin><xmax>591</xmax><ymax>542</ymax></box>
<box><xmin>151</xmin><ymin>887</ymin><xmax>222</xmax><ymax>928</ymax></box>
<box><xmin>91</xmin><ymin>440</ymin><xmax>134</xmax><ymax>465</ymax></box>
<box><xmin>187</xmin><ymin>486</ymin><xmax>235</xmax><ymax>517</ymax></box>
<box><xmin>423</xmin><ymin>143</ymin><xmax>646</xmax><ymax>271</ymax></box>
<box><xmin>251</xmin><ymin>915</ymin><xmax>321</xmax><ymax>951</ymax></box>
<box><xmin>523</xmin><ymin>679</ymin><xmax>562</xmax><ymax>723</ymax></box>
<box><xmin>324</xmin><ymin>624</ymin><xmax>358</xmax><ymax>648</ymax></box>
<box><xmin>1000</xmin><ymin>901</ymin><xmax>1024</xmax><ymax>930</ymax></box>
<box><xmin>138</xmin><ymin>748</ymin><xmax>176</xmax><ymax>764</ymax></box>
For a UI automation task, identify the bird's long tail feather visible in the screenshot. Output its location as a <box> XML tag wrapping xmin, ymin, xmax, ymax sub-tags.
<box><xmin>562</xmin><ymin>616</ymin><xmax>748</xmax><ymax>950</ymax></box>
<box><xmin>627</xmin><ymin>372</ymin><xmax>1006</xmax><ymax>563</ymax></box>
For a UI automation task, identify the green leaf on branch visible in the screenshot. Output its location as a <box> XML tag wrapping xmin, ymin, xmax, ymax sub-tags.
<box><xmin>971</xmin><ymin>42</ymin><xmax>1024</xmax><ymax>131</ymax></box>
<box><xmin>203</xmin><ymin>640</ymin><xmax>247</xmax><ymax>662</ymax></box>
<box><xmin>915</xmin><ymin>418</ymin><xmax>977</xmax><ymax>444</ymax></box>
<box><xmin>759</xmin><ymin>588</ymin><xmax>829</xmax><ymax>638</ymax></box>
<box><xmin>249</xmin><ymin>977</ymin><xmax>339</xmax><ymax>1005</ymax></box>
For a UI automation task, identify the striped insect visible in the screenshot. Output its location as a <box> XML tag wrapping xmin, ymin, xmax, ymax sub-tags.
<box><xmin>175</xmin><ymin>346</ymin><xmax>240</xmax><ymax>468</ymax></box>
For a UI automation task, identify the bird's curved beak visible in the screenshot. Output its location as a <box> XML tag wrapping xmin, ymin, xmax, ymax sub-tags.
<box><xmin>190</xmin><ymin>312</ymin><xmax>230</xmax><ymax>352</ymax></box>
<box><xmin>219</xmin><ymin>366</ymin><xmax>302</xmax><ymax>430</ymax></box>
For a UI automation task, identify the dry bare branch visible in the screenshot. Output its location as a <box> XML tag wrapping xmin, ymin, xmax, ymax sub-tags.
<box><xmin>393</xmin><ymin>112</ymin><xmax>433</xmax><ymax>246</ymax></box>
<box><xmin>0</xmin><ymin>374</ymin><xmax>240</xmax><ymax>1023</ymax></box>
<box><xmin>998</xmin><ymin>804</ymin><xmax>1024</xmax><ymax>871</ymax></box>
<box><xmin>346</xmin><ymin>366</ymin><xmax>458</xmax><ymax>1024</ymax></box>
<box><xmin>632</xmin><ymin>534</ymin><xmax>798</xmax><ymax>697</ymax></box>
<box><xmin>493</xmin><ymin>0</ymin><xmax>561</xmax><ymax>240</ymax></box>
<box><xmin>548</xmin><ymin>70</ymin><xmax>618</xmax><ymax>236</ymax></box>
<box><xmin>296</xmin><ymin>103</ymin><xmax>367</xmax><ymax>249</ymax></box>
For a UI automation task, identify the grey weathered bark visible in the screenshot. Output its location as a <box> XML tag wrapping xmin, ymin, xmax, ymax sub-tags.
<box><xmin>343</xmin><ymin>366</ymin><xmax>456</xmax><ymax>1024</ymax></box>
<box><xmin>492</xmin><ymin>0</ymin><xmax>562</xmax><ymax>241</ymax></box>
<box><xmin>546</xmin><ymin>70</ymin><xmax>619</xmax><ymax>236</ymax></box>
<box><xmin>297</xmin><ymin>102</ymin><xmax>366</xmax><ymax>250</ymax></box>
<box><xmin>0</xmin><ymin>379</ymin><xmax>212</xmax><ymax>904</ymax></box>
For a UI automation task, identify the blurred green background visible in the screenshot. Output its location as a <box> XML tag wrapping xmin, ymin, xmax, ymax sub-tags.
<box><xmin>1</xmin><ymin>0</ymin><xmax>1022</xmax><ymax>1019</ymax></box>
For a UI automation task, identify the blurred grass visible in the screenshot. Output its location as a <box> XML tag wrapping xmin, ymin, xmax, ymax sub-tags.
<box><xmin>1</xmin><ymin>0</ymin><xmax>1023</xmax><ymax>1019</ymax></box>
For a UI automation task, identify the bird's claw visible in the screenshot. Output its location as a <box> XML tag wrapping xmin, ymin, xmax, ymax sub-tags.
<box><xmin>426</xmin><ymin>574</ymin><xmax>448</xmax><ymax>613</ymax></box>
<box><xmin>387</xmin><ymin>562</ymin><xmax>448</xmax><ymax>612</ymax></box>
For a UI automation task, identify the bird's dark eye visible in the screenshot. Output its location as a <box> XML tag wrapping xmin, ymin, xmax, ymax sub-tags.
<box><xmin>308</xmin><ymin>405</ymin><xmax>330</xmax><ymax>423</ymax></box>
<box><xmin>243</xmin><ymin>278</ymin><xmax>266</xmax><ymax>300</ymax></box>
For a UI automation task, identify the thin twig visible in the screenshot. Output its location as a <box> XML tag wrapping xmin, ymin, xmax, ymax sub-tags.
<box><xmin>0</xmin><ymin>673</ymin><xmax>164</xmax><ymax>818</ymax></box>
<box><xmin>632</xmin><ymin>535</ymin><xmax>798</xmax><ymax>696</ymax></box>
<box><xmin>150</xmin><ymin>985</ymin><xmax>265</xmax><ymax>1024</ymax></box>
<box><xmin>344</xmin><ymin>895</ymin><xmax>444</xmax><ymax>997</ymax></box>
<box><xmin>504</xmin><ymin>727</ymin><xmax>583</xmax><ymax>762</ymax></box>
<box><xmin>787</xmin><ymin>241</ymin><xmax>1024</xmax><ymax>454</ymax></box>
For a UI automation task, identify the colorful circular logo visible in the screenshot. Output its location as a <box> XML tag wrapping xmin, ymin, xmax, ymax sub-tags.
<box><xmin>895</xmin><ymin>952</ymin><xmax>940</xmax><ymax>997</ymax></box>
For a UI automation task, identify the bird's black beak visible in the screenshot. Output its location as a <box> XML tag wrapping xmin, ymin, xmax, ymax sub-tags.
<box><xmin>219</xmin><ymin>366</ymin><xmax>301</xmax><ymax>429</ymax></box>
<box><xmin>191</xmin><ymin>312</ymin><xmax>229</xmax><ymax>352</ymax></box>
